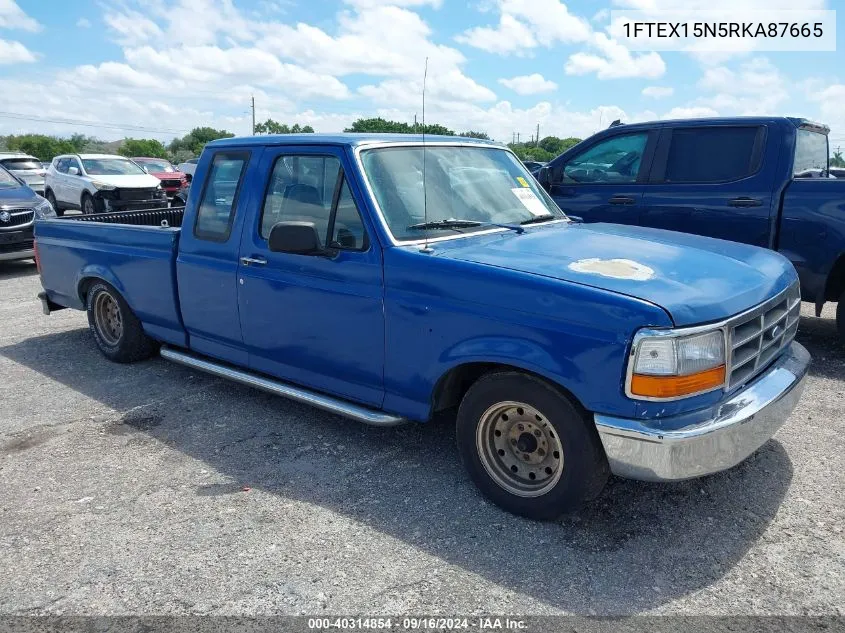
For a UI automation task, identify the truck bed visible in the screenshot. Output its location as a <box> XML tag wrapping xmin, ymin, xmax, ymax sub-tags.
<box><xmin>36</xmin><ymin>207</ymin><xmax>188</xmax><ymax>347</ymax></box>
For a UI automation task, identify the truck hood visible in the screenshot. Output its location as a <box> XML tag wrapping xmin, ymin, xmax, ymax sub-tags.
<box><xmin>87</xmin><ymin>174</ymin><xmax>162</xmax><ymax>188</ymax></box>
<box><xmin>434</xmin><ymin>222</ymin><xmax>796</xmax><ymax>326</ymax></box>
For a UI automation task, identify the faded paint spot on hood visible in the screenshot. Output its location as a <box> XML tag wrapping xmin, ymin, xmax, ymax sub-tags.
<box><xmin>569</xmin><ymin>258</ymin><xmax>655</xmax><ymax>281</ymax></box>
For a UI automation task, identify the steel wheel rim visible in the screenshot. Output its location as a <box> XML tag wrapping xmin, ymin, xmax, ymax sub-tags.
<box><xmin>476</xmin><ymin>400</ymin><xmax>564</xmax><ymax>498</ymax></box>
<box><xmin>94</xmin><ymin>292</ymin><xmax>122</xmax><ymax>345</ymax></box>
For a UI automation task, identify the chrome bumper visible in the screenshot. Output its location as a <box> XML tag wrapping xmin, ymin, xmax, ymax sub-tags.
<box><xmin>595</xmin><ymin>342</ymin><xmax>810</xmax><ymax>482</ymax></box>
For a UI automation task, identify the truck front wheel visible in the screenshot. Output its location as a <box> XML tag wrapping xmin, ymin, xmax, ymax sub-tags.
<box><xmin>456</xmin><ymin>372</ymin><xmax>609</xmax><ymax>520</ymax></box>
<box><xmin>86</xmin><ymin>281</ymin><xmax>157</xmax><ymax>363</ymax></box>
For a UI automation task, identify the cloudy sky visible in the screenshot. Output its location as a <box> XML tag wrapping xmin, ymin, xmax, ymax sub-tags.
<box><xmin>0</xmin><ymin>0</ymin><xmax>843</xmax><ymax>147</ymax></box>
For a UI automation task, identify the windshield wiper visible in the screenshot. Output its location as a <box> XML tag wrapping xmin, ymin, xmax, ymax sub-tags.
<box><xmin>519</xmin><ymin>214</ymin><xmax>556</xmax><ymax>225</ymax></box>
<box><xmin>407</xmin><ymin>219</ymin><xmax>525</xmax><ymax>234</ymax></box>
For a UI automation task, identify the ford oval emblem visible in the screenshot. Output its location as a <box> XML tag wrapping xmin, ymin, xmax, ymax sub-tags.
<box><xmin>768</xmin><ymin>325</ymin><xmax>783</xmax><ymax>340</ymax></box>
<box><xmin>0</xmin><ymin>211</ymin><xmax>10</xmax><ymax>223</ymax></box>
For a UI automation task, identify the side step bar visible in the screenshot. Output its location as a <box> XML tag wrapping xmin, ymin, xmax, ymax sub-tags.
<box><xmin>159</xmin><ymin>346</ymin><xmax>407</xmax><ymax>427</ymax></box>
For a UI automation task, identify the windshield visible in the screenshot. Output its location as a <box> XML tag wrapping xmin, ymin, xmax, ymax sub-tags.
<box><xmin>0</xmin><ymin>158</ymin><xmax>41</xmax><ymax>171</ymax></box>
<box><xmin>136</xmin><ymin>159</ymin><xmax>175</xmax><ymax>173</ymax></box>
<box><xmin>793</xmin><ymin>128</ymin><xmax>829</xmax><ymax>178</ymax></box>
<box><xmin>360</xmin><ymin>146</ymin><xmax>564</xmax><ymax>241</ymax></box>
<box><xmin>82</xmin><ymin>158</ymin><xmax>146</xmax><ymax>176</ymax></box>
<box><xmin>0</xmin><ymin>167</ymin><xmax>21</xmax><ymax>189</ymax></box>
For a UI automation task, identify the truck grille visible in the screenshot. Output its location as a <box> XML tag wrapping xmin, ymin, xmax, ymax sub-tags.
<box><xmin>0</xmin><ymin>239</ymin><xmax>33</xmax><ymax>253</ymax></box>
<box><xmin>160</xmin><ymin>179</ymin><xmax>181</xmax><ymax>189</ymax></box>
<box><xmin>728</xmin><ymin>284</ymin><xmax>801</xmax><ymax>388</ymax></box>
<box><xmin>0</xmin><ymin>208</ymin><xmax>35</xmax><ymax>228</ymax></box>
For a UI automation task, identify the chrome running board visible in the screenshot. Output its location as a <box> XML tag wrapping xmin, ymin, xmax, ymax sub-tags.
<box><xmin>160</xmin><ymin>346</ymin><xmax>407</xmax><ymax>427</ymax></box>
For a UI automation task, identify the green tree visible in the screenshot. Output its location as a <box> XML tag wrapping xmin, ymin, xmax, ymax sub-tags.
<box><xmin>253</xmin><ymin>119</ymin><xmax>315</xmax><ymax>134</ymax></box>
<box><xmin>118</xmin><ymin>138</ymin><xmax>169</xmax><ymax>159</ymax></box>
<box><xmin>4</xmin><ymin>134</ymin><xmax>80</xmax><ymax>161</ymax></box>
<box><xmin>538</xmin><ymin>136</ymin><xmax>581</xmax><ymax>156</ymax></box>
<box><xmin>344</xmin><ymin>117</ymin><xmax>455</xmax><ymax>135</ymax></box>
<box><xmin>831</xmin><ymin>151</ymin><xmax>845</xmax><ymax>168</ymax></box>
<box><xmin>168</xmin><ymin>127</ymin><xmax>234</xmax><ymax>157</ymax></box>
<box><xmin>459</xmin><ymin>131</ymin><xmax>491</xmax><ymax>140</ymax></box>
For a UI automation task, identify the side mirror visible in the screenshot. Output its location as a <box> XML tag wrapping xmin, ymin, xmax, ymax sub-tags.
<box><xmin>268</xmin><ymin>221</ymin><xmax>323</xmax><ymax>255</ymax></box>
<box><xmin>537</xmin><ymin>166</ymin><xmax>551</xmax><ymax>189</ymax></box>
<box><xmin>68</xmin><ymin>166</ymin><xmax>79</xmax><ymax>176</ymax></box>
<box><xmin>567</xmin><ymin>215</ymin><xmax>584</xmax><ymax>224</ymax></box>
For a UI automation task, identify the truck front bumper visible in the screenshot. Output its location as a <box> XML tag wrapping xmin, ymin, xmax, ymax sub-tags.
<box><xmin>594</xmin><ymin>342</ymin><xmax>810</xmax><ymax>482</ymax></box>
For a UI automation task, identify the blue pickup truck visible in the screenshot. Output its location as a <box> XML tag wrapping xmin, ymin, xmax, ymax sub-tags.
<box><xmin>35</xmin><ymin>134</ymin><xmax>810</xmax><ymax>520</ymax></box>
<box><xmin>537</xmin><ymin>117</ymin><xmax>845</xmax><ymax>337</ymax></box>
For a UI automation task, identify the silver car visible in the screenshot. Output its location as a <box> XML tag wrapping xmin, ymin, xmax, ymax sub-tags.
<box><xmin>0</xmin><ymin>152</ymin><xmax>46</xmax><ymax>196</ymax></box>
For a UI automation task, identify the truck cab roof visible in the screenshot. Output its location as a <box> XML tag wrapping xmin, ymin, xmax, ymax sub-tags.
<box><xmin>599</xmin><ymin>116</ymin><xmax>829</xmax><ymax>135</ymax></box>
<box><xmin>207</xmin><ymin>133</ymin><xmax>503</xmax><ymax>149</ymax></box>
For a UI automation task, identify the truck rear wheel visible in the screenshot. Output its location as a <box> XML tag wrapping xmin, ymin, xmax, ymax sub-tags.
<box><xmin>456</xmin><ymin>371</ymin><xmax>609</xmax><ymax>520</ymax></box>
<box><xmin>86</xmin><ymin>281</ymin><xmax>157</xmax><ymax>363</ymax></box>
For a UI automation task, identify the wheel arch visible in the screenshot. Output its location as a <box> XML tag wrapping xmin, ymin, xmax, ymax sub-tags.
<box><xmin>824</xmin><ymin>253</ymin><xmax>845</xmax><ymax>303</ymax></box>
<box><xmin>429</xmin><ymin>360</ymin><xmax>588</xmax><ymax>421</ymax></box>
<box><xmin>77</xmin><ymin>268</ymin><xmax>127</xmax><ymax>306</ymax></box>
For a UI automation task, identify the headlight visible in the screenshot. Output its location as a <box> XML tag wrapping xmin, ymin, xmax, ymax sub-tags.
<box><xmin>628</xmin><ymin>329</ymin><xmax>726</xmax><ymax>400</ymax></box>
<box><xmin>90</xmin><ymin>181</ymin><xmax>116</xmax><ymax>191</ymax></box>
<box><xmin>33</xmin><ymin>197</ymin><xmax>57</xmax><ymax>220</ymax></box>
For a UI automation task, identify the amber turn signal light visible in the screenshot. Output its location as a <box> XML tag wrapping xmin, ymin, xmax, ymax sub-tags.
<box><xmin>630</xmin><ymin>365</ymin><xmax>726</xmax><ymax>399</ymax></box>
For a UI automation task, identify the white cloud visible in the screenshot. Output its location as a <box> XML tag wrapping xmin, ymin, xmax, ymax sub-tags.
<box><xmin>499</xmin><ymin>73</ymin><xmax>557</xmax><ymax>95</ymax></box>
<box><xmin>456</xmin><ymin>14</ymin><xmax>537</xmax><ymax>55</ymax></box>
<box><xmin>566</xmin><ymin>33</ymin><xmax>665</xmax><ymax>79</ymax></box>
<box><xmin>642</xmin><ymin>86</ymin><xmax>673</xmax><ymax>98</ymax></box>
<box><xmin>457</xmin><ymin>0</ymin><xmax>591</xmax><ymax>54</ymax></box>
<box><xmin>76</xmin><ymin>18</ymin><xmax>92</xmax><ymax>29</ymax></box>
<box><xmin>345</xmin><ymin>0</ymin><xmax>443</xmax><ymax>6</ymax></box>
<box><xmin>661</xmin><ymin>106</ymin><xmax>719</xmax><ymax>119</ymax></box>
<box><xmin>696</xmin><ymin>57</ymin><xmax>787</xmax><ymax>114</ymax></box>
<box><xmin>104</xmin><ymin>10</ymin><xmax>164</xmax><ymax>46</ymax></box>
<box><xmin>0</xmin><ymin>38</ymin><xmax>35</xmax><ymax>64</ymax></box>
<box><xmin>0</xmin><ymin>0</ymin><xmax>40</xmax><ymax>32</ymax></box>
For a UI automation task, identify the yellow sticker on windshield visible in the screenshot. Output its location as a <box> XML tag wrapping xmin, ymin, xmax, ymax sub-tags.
<box><xmin>516</xmin><ymin>176</ymin><xmax>530</xmax><ymax>188</ymax></box>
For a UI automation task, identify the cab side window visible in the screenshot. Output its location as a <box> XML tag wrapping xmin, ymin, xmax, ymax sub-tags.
<box><xmin>260</xmin><ymin>155</ymin><xmax>368</xmax><ymax>251</ymax></box>
<box><xmin>562</xmin><ymin>133</ymin><xmax>648</xmax><ymax>184</ymax></box>
<box><xmin>194</xmin><ymin>152</ymin><xmax>249</xmax><ymax>242</ymax></box>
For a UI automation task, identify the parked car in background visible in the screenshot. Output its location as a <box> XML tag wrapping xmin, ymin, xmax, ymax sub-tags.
<box><xmin>176</xmin><ymin>158</ymin><xmax>199</xmax><ymax>182</ymax></box>
<box><xmin>537</xmin><ymin>117</ymin><xmax>845</xmax><ymax>338</ymax></box>
<box><xmin>0</xmin><ymin>152</ymin><xmax>47</xmax><ymax>196</ymax></box>
<box><xmin>35</xmin><ymin>134</ymin><xmax>809</xmax><ymax>520</ymax></box>
<box><xmin>44</xmin><ymin>154</ymin><xmax>167</xmax><ymax>216</ymax></box>
<box><xmin>0</xmin><ymin>164</ymin><xmax>55</xmax><ymax>262</ymax></box>
<box><xmin>132</xmin><ymin>157</ymin><xmax>188</xmax><ymax>202</ymax></box>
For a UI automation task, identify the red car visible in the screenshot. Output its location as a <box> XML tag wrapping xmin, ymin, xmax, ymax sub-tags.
<box><xmin>132</xmin><ymin>157</ymin><xmax>188</xmax><ymax>203</ymax></box>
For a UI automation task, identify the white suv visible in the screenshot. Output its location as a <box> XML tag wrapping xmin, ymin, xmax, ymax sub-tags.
<box><xmin>45</xmin><ymin>154</ymin><xmax>167</xmax><ymax>215</ymax></box>
<box><xmin>0</xmin><ymin>152</ymin><xmax>46</xmax><ymax>195</ymax></box>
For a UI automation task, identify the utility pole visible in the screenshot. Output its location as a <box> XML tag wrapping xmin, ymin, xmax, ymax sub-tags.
<box><xmin>414</xmin><ymin>114</ymin><xmax>417</xmax><ymax>133</ymax></box>
<box><xmin>512</xmin><ymin>132</ymin><xmax>515</xmax><ymax>144</ymax></box>
<box><xmin>536</xmin><ymin>123</ymin><xmax>540</xmax><ymax>146</ymax></box>
<box><xmin>517</xmin><ymin>132</ymin><xmax>520</xmax><ymax>143</ymax></box>
<box><xmin>251</xmin><ymin>95</ymin><xmax>256</xmax><ymax>136</ymax></box>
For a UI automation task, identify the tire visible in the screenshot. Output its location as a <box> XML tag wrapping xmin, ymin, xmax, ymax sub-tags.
<box><xmin>86</xmin><ymin>281</ymin><xmax>158</xmax><ymax>363</ymax></box>
<box><xmin>45</xmin><ymin>190</ymin><xmax>63</xmax><ymax>217</ymax></box>
<box><xmin>81</xmin><ymin>193</ymin><xmax>96</xmax><ymax>215</ymax></box>
<box><xmin>456</xmin><ymin>371</ymin><xmax>609</xmax><ymax>520</ymax></box>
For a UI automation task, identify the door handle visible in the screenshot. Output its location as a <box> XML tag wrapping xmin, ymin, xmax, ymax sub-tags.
<box><xmin>728</xmin><ymin>197</ymin><xmax>763</xmax><ymax>208</ymax></box>
<box><xmin>240</xmin><ymin>256</ymin><xmax>267</xmax><ymax>266</ymax></box>
<box><xmin>608</xmin><ymin>196</ymin><xmax>635</xmax><ymax>205</ymax></box>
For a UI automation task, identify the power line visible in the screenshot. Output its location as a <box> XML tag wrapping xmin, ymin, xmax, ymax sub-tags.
<box><xmin>0</xmin><ymin>111</ymin><xmax>188</xmax><ymax>135</ymax></box>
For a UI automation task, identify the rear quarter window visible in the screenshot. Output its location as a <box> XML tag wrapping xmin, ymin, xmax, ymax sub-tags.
<box><xmin>193</xmin><ymin>152</ymin><xmax>249</xmax><ymax>242</ymax></box>
<box><xmin>793</xmin><ymin>129</ymin><xmax>829</xmax><ymax>178</ymax></box>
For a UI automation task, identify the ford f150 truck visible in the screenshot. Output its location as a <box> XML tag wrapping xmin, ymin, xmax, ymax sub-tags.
<box><xmin>35</xmin><ymin>134</ymin><xmax>810</xmax><ymax>520</ymax></box>
<box><xmin>536</xmin><ymin>117</ymin><xmax>845</xmax><ymax>338</ymax></box>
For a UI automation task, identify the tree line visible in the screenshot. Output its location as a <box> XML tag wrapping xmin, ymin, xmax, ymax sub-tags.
<box><xmin>0</xmin><ymin>118</ymin><xmax>585</xmax><ymax>165</ymax></box>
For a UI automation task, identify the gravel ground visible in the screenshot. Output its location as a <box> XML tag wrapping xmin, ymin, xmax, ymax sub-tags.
<box><xmin>0</xmin><ymin>258</ymin><xmax>843</xmax><ymax>616</ymax></box>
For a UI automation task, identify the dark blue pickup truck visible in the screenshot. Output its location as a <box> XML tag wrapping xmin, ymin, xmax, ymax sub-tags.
<box><xmin>537</xmin><ymin>117</ymin><xmax>845</xmax><ymax>336</ymax></box>
<box><xmin>35</xmin><ymin>134</ymin><xmax>810</xmax><ymax>520</ymax></box>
